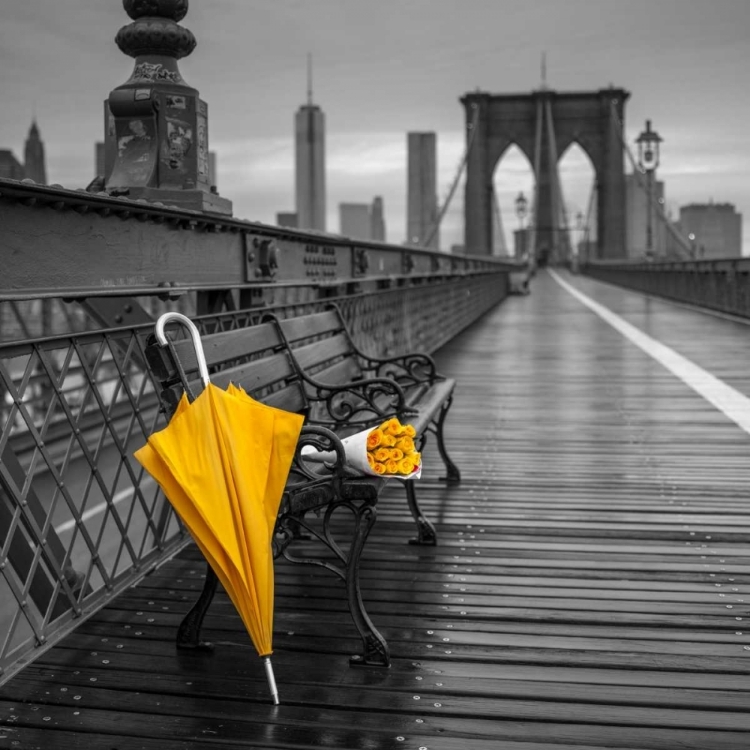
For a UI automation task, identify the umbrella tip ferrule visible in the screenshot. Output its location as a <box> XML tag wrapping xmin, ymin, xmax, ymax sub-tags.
<box><xmin>262</xmin><ymin>656</ymin><xmax>280</xmax><ymax>705</ymax></box>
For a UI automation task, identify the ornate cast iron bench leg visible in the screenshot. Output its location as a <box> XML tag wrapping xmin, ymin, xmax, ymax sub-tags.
<box><xmin>346</xmin><ymin>499</ymin><xmax>390</xmax><ymax>667</ymax></box>
<box><xmin>405</xmin><ymin>479</ymin><xmax>437</xmax><ymax>546</ymax></box>
<box><xmin>435</xmin><ymin>395</ymin><xmax>461</xmax><ymax>485</ymax></box>
<box><xmin>176</xmin><ymin>563</ymin><xmax>217</xmax><ymax>651</ymax></box>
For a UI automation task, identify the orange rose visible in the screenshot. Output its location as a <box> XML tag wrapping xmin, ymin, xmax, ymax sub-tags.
<box><xmin>370</xmin><ymin>462</ymin><xmax>386</xmax><ymax>475</ymax></box>
<box><xmin>403</xmin><ymin>424</ymin><xmax>416</xmax><ymax>438</ymax></box>
<box><xmin>366</xmin><ymin>453</ymin><xmax>376</xmax><ymax>468</ymax></box>
<box><xmin>381</xmin><ymin>417</ymin><xmax>402</xmax><ymax>436</ymax></box>
<box><xmin>385</xmin><ymin>459</ymin><xmax>400</xmax><ymax>474</ymax></box>
<box><xmin>374</xmin><ymin>448</ymin><xmax>391</xmax><ymax>462</ymax></box>
<box><xmin>382</xmin><ymin>434</ymin><xmax>396</xmax><ymax>447</ymax></box>
<box><xmin>395</xmin><ymin>436</ymin><xmax>414</xmax><ymax>453</ymax></box>
<box><xmin>367</xmin><ymin>429</ymin><xmax>384</xmax><ymax>450</ymax></box>
<box><xmin>398</xmin><ymin>457</ymin><xmax>415</xmax><ymax>474</ymax></box>
<box><xmin>390</xmin><ymin>448</ymin><xmax>404</xmax><ymax>460</ymax></box>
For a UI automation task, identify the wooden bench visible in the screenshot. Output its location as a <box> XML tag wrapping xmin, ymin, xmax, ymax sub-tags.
<box><xmin>267</xmin><ymin>305</ymin><xmax>461</xmax><ymax>546</ymax></box>
<box><xmin>145</xmin><ymin>314</ymin><xmax>391</xmax><ymax>667</ymax></box>
<box><xmin>144</xmin><ymin>308</ymin><xmax>461</xmax><ymax>667</ymax></box>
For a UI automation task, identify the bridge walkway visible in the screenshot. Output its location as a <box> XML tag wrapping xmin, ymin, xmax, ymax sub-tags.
<box><xmin>1</xmin><ymin>268</ymin><xmax>748</xmax><ymax>749</ymax></box>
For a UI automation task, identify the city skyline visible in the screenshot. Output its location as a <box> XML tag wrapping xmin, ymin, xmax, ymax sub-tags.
<box><xmin>1</xmin><ymin>1</ymin><xmax>749</xmax><ymax>254</ymax></box>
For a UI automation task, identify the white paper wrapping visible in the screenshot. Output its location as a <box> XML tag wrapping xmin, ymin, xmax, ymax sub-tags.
<box><xmin>301</xmin><ymin>427</ymin><xmax>421</xmax><ymax>480</ymax></box>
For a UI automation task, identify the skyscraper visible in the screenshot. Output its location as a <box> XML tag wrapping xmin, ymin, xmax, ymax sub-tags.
<box><xmin>625</xmin><ymin>172</ymin><xmax>666</xmax><ymax>258</ymax></box>
<box><xmin>678</xmin><ymin>202</ymin><xmax>742</xmax><ymax>258</ymax></box>
<box><xmin>338</xmin><ymin>197</ymin><xmax>387</xmax><ymax>242</ymax></box>
<box><xmin>276</xmin><ymin>212</ymin><xmax>298</xmax><ymax>229</ymax></box>
<box><xmin>407</xmin><ymin>132</ymin><xmax>438</xmax><ymax>249</ymax></box>
<box><xmin>95</xmin><ymin>141</ymin><xmax>106</xmax><ymax>179</ymax></box>
<box><xmin>295</xmin><ymin>56</ymin><xmax>326</xmax><ymax>231</ymax></box>
<box><xmin>0</xmin><ymin>151</ymin><xmax>25</xmax><ymax>180</ymax></box>
<box><xmin>370</xmin><ymin>196</ymin><xmax>386</xmax><ymax>242</ymax></box>
<box><xmin>24</xmin><ymin>120</ymin><xmax>47</xmax><ymax>185</ymax></box>
<box><xmin>339</xmin><ymin>203</ymin><xmax>371</xmax><ymax>240</ymax></box>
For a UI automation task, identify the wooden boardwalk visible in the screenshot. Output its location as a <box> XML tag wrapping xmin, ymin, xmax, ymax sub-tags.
<box><xmin>1</xmin><ymin>269</ymin><xmax>749</xmax><ymax>749</ymax></box>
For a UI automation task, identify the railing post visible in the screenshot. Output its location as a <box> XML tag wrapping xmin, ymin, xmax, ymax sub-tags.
<box><xmin>104</xmin><ymin>0</ymin><xmax>232</xmax><ymax>215</ymax></box>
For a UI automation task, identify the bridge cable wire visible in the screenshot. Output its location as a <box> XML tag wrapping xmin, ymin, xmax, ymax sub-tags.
<box><xmin>527</xmin><ymin>98</ymin><xmax>544</xmax><ymax>263</ymax></box>
<box><xmin>581</xmin><ymin>178</ymin><xmax>598</xmax><ymax>255</ymax></box>
<box><xmin>423</xmin><ymin>103</ymin><xmax>480</xmax><ymax>249</ymax></box>
<box><xmin>609</xmin><ymin>101</ymin><xmax>692</xmax><ymax>259</ymax></box>
<box><xmin>545</xmin><ymin>98</ymin><xmax>573</xmax><ymax>259</ymax></box>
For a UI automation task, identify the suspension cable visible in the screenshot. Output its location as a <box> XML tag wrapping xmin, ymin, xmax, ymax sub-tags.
<box><xmin>526</xmin><ymin>98</ymin><xmax>544</xmax><ymax>263</ymax></box>
<box><xmin>423</xmin><ymin>103</ymin><xmax>480</xmax><ymax>249</ymax></box>
<box><xmin>581</xmin><ymin>178</ymin><xmax>597</xmax><ymax>254</ymax></box>
<box><xmin>545</xmin><ymin>98</ymin><xmax>573</xmax><ymax>257</ymax></box>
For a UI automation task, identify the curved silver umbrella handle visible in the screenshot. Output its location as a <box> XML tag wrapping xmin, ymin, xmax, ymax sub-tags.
<box><xmin>154</xmin><ymin>312</ymin><xmax>210</xmax><ymax>389</ymax></box>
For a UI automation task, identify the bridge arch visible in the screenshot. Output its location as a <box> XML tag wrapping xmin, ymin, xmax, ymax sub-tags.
<box><xmin>557</xmin><ymin>141</ymin><xmax>597</xmax><ymax>259</ymax></box>
<box><xmin>461</xmin><ymin>87</ymin><xmax>629</xmax><ymax>261</ymax></box>
<box><xmin>490</xmin><ymin>143</ymin><xmax>534</xmax><ymax>257</ymax></box>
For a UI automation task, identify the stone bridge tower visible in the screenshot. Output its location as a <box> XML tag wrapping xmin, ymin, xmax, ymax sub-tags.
<box><xmin>462</xmin><ymin>87</ymin><xmax>629</xmax><ymax>260</ymax></box>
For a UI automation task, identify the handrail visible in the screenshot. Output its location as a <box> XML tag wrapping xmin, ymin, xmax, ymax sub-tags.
<box><xmin>581</xmin><ymin>256</ymin><xmax>750</xmax><ymax>319</ymax></box>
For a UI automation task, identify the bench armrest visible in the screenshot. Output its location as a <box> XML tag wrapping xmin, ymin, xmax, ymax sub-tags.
<box><xmin>358</xmin><ymin>351</ymin><xmax>442</xmax><ymax>388</ymax></box>
<box><xmin>300</xmin><ymin>372</ymin><xmax>412</xmax><ymax>429</ymax></box>
<box><xmin>292</xmin><ymin>425</ymin><xmax>349</xmax><ymax>478</ymax></box>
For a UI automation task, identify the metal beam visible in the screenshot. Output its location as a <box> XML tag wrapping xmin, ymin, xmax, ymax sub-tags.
<box><xmin>0</xmin><ymin>179</ymin><xmax>520</xmax><ymax>301</ymax></box>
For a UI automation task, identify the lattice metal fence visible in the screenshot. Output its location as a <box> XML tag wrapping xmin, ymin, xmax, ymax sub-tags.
<box><xmin>0</xmin><ymin>326</ymin><xmax>183</xmax><ymax>682</ymax></box>
<box><xmin>0</xmin><ymin>273</ymin><xmax>509</xmax><ymax>684</ymax></box>
<box><xmin>582</xmin><ymin>258</ymin><xmax>750</xmax><ymax>319</ymax></box>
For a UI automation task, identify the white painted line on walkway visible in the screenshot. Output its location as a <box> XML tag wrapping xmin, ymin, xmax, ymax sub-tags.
<box><xmin>549</xmin><ymin>269</ymin><xmax>750</xmax><ymax>436</ymax></box>
<box><xmin>55</xmin><ymin>478</ymin><xmax>155</xmax><ymax>535</ymax></box>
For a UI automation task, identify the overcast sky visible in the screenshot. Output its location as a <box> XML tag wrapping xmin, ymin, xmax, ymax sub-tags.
<box><xmin>1</xmin><ymin>0</ymin><xmax>749</xmax><ymax>254</ymax></box>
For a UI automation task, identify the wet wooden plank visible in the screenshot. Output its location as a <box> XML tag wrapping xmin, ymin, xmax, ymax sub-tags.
<box><xmin>2</xmin><ymin>271</ymin><xmax>749</xmax><ymax>748</ymax></box>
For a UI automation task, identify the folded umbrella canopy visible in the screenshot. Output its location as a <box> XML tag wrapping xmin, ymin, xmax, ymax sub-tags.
<box><xmin>135</xmin><ymin>313</ymin><xmax>304</xmax><ymax>704</ymax></box>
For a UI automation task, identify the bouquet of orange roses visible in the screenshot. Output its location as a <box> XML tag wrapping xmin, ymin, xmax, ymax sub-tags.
<box><xmin>301</xmin><ymin>417</ymin><xmax>421</xmax><ymax>480</ymax></box>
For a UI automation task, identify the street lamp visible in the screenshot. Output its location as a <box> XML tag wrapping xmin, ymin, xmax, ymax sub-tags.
<box><xmin>575</xmin><ymin>210</ymin><xmax>584</xmax><ymax>256</ymax></box>
<box><xmin>688</xmin><ymin>232</ymin><xmax>697</xmax><ymax>258</ymax></box>
<box><xmin>514</xmin><ymin>192</ymin><xmax>529</xmax><ymax>261</ymax></box>
<box><xmin>515</xmin><ymin>191</ymin><xmax>528</xmax><ymax>229</ymax></box>
<box><xmin>636</xmin><ymin>119</ymin><xmax>663</xmax><ymax>260</ymax></box>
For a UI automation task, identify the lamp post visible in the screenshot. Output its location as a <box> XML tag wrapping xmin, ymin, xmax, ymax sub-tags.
<box><xmin>574</xmin><ymin>210</ymin><xmax>584</xmax><ymax>267</ymax></box>
<box><xmin>636</xmin><ymin>119</ymin><xmax>662</xmax><ymax>260</ymax></box>
<box><xmin>688</xmin><ymin>232</ymin><xmax>697</xmax><ymax>259</ymax></box>
<box><xmin>515</xmin><ymin>191</ymin><xmax>528</xmax><ymax>229</ymax></box>
<box><xmin>514</xmin><ymin>191</ymin><xmax>529</xmax><ymax>260</ymax></box>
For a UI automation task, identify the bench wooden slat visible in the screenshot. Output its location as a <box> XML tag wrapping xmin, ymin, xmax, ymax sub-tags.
<box><xmin>292</xmin><ymin>333</ymin><xmax>354</xmax><ymax>373</ymax></box>
<box><xmin>406</xmin><ymin>378</ymin><xmax>455</xmax><ymax>432</ymax></box>
<box><xmin>207</xmin><ymin>352</ymin><xmax>298</xmax><ymax>394</ymax></box>
<box><xmin>167</xmin><ymin>322</ymin><xmax>281</xmax><ymax>372</ymax></box>
<box><xmin>278</xmin><ymin>309</ymin><xmax>342</xmax><ymax>344</ymax></box>
<box><xmin>263</xmin><ymin>384</ymin><xmax>308</xmax><ymax>413</ymax></box>
<box><xmin>310</xmin><ymin>357</ymin><xmax>362</xmax><ymax>387</ymax></box>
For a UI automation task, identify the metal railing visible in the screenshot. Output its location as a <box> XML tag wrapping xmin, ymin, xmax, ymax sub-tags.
<box><xmin>0</xmin><ymin>270</ymin><xmax>509</xmax><ymax>685</ymax></box>
<box><xmin>581</xmin><ymin>257</ymin><xmax>750</xmax><ymax>319</ymax></box>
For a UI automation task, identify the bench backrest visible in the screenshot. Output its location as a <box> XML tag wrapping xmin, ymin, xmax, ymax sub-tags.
<box><xmin>145</xmin><ymin>320</ymin><xmax>308</xmax><ymax>418</ymax></box>
<box><xmin>275</xmin><ymin>309</ymin><xmax>364</xmax><ymax>386</ymax></box>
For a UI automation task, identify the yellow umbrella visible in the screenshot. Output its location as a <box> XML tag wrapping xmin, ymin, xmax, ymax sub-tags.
<box><xmin>134</xmin><ymin>313</ymin><xmax>304</xmax><ymax>704</ymax></box>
